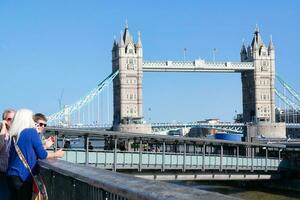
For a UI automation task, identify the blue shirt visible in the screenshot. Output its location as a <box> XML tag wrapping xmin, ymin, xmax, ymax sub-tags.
<box><xmin>7</xmin><ymin>128</ymin><xmax>48</xmax><ymax>182</ymax></box>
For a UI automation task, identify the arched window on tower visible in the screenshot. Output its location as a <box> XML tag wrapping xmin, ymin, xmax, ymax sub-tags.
<box><xmin>127</xmin><ymin>59</ymin><xmax>134</xmax><ymax>70</ymax></box>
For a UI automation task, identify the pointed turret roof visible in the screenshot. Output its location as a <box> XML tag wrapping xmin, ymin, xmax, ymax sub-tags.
<box><xmin>268</xmin><ymin>35</ymin><xmax>274</xmax><ymax>51</ymax></box>
<box><xmin>112</xmin><ymin>35</ymin><xmax>117</xmax><ymax>50</ymax></box>
<box><xmin>240</xmin><ymin>38</ymin><xmax>247</xmax><ymax>54</ymax></box>
<box><xmin>119</xmin><ymin>31</ymin><xmax>124</xmax><ymax>47</ymax></box>
<box><xmin>113</xmin><ymin>35</ymin><xmax>117</xmax><ymax>45</ymax></box>
<box><xmin>247</xmin><ymin>44</ymin><xmax>252</xmax><ymax>51</ymax></box>
<box><xmin>251</xmin><ymin>25</ymin><xmax>265</xmax><ymax>49</ymax></box>
<box><xmin>123</xmin><ymin>23</ymin><xmax>133</xmax><ymax>46</ymax></box>
<box><xmin>253</xmin><ymin>37</ymin><xmax>258</xmax><ymax>50</ymax></box>
<box><xmin>136</xmin><ymin>31</ymin><xmax>142</xmax><ymax>48</ymax></box>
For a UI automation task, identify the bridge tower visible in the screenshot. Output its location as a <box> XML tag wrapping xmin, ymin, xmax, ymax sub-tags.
<box><xmin>241</xmin><ymin>26</ymin><xmax>285</xmax><ymax>139</ymax></box>
<box><xmin>112</xmin><ymin>24</ymin><xmax>151</xmax><ymax>133</ymax></box>
<box><xmin>241</xmin><ymin>26</ymin><xmax>276</xmax><ymax>123</ymax></box>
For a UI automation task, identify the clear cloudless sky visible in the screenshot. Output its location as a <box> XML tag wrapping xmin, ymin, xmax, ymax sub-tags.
<box><xmin>0</xmin><ymin>0</ymin><xmax>299</xmax><ymax>123</ymax></box>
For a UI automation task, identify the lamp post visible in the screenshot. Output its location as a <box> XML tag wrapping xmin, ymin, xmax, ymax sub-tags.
<box><xmin>183</xmin><ymin>48</ymin><xmax>187</xmax><ymax>61</ymax></box>
<box><xmin>148</xmin><ymin>107</ymin><xmax>151</xmax><ymax>122</ymax></box>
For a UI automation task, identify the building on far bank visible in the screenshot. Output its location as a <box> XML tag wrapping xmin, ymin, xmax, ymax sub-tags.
<box><xmin>187</xmin><ymin>118</ymin><xmax>220</xmax><ymax>137</ymax></box>
<box><xmin>275</xmin><ymin>108</ymin><xmax>300</xmax><ymax>123</ymax></box>
<box><xmin>275</xmin><ymin>108</ymin><xmax>300</xmax><ymax>138</ymax></box>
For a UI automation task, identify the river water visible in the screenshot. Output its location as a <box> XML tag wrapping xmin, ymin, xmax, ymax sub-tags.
<box><xmin>174</xmin><ymin>181</ymin><xmax>300</xmax><ymax>200</ymax></box>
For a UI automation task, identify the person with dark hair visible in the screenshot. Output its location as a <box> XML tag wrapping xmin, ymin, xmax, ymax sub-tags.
<box><xmin>33</xmin><ymin>113</ymin><xmax>47</xmax><ymax>134</ymax></box>
<box><xmin>0</xmin><ymin>109</ymin><xmax>15</xmax><ymax>200</ymax></box>
<box><xmin>63</xmin><ymin>140</ymin><xmax>71</xmax><ymax>149</ymax></box>
<box><xmin>88</xmin><ymin>141</ymin><xmax>94</xmax><ymax>150</ymax></box>
<box><xmin>33</xmin><ymin>113</ymin><xmax>54</xmax><ymax>149</ymax></box>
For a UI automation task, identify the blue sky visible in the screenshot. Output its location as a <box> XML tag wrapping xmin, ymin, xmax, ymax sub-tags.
<box><xmin>0</xmin><ymin>1</ymin><xmax>299</xmax><ymax>123</ymax></box>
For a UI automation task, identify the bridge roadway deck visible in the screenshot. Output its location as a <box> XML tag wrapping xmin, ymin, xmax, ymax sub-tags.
<box><xmin>151</xmin><ymin>122</ymin><xmax>245</xmax><ymax>133</ymax></box>
<box><xmin>64</xmin><ymin>122</ymin><xmax>300</xmax><ymax>133</ymax></box>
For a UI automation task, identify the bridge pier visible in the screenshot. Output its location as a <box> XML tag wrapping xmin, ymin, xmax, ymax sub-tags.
<box><xmin>246</xmin><ymin>122</ymin><xmax>286</xmax><ymax>141</ymax></box>
<box><xmin>113</xmin><ymin>123</ymin><xmax>152</xmax><ymax>134</ymax></box>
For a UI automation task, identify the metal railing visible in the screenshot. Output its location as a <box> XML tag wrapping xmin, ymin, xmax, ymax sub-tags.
<box><xmin>45</xmin><ymin>128</ymin><xmax>286</xmax><ymax>174</ymax></box>
<box><xmin>39</xmin><ymin>159</ymin><xmax>239</xmax><ymax>200</ymax></box>
<box><xmin>60</xmin><ymin>150</ymin><xmax>284</xmax><ymax>172</ymax></box>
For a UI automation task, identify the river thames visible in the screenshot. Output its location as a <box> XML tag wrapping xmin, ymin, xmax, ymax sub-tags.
<box><xmin>175</xmin><ymin>181</ymin><xmax>300</xmax><ymax>200</ymax></box>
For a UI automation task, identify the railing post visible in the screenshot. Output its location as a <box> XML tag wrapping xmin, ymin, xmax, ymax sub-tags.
<box><xmin>75</xmin><ymin>151</ymin><xmax>78</xmax><ymax>164</ymax></box>
<box><xmin>113</xmin><ymin>138</ymin><xmax>118</xmax><ymax>172</ymax></box>
<box><xmin>265</xmin><ymin>147</ymin><xmax>268</xmax><ymax>172</ymax></box>
<box><xmin>134</xmin><ymin>138</ymin><xmax>137</xmax><ymax>151</ymax></box>
<box><xmin>50</xmin><ymin>171</ymin><xmax>55</xmax><ymax>199</ymax></box>
<box><xmin>162</xmin><ymin>141</ymin><xmax>165</xmax><ymax>172</ymax></box>
<box><xmin>139</xmin><ymin>139</ymin><xmax>143</xmax><ymax>172</ymax></box>
<box><xmin>183</xmin><ymin>142</ymin><xmax>186</xmax><ymax>172</ymax></box>
<box><xmin>251</xmin><ymin>147</ymin><xmax>254</xmax><ymax>172</ymax></box>
<box><xmin>72</xmin><ymin>179</ymin><xmax>76</xmax><ymax>200</ymax></box>
<box><xmin>279</xmin><ymin>148</ymin><xmax>281</xmax><ymax>161</ymax></box>
<box><xmin>96</xmin><ymin>151</ymin><xmax>98</xmax><ymax>167</ymax></box>
<box><xmin>84</xmin><ymin>135</ymin><xmax>89</xmax><ymax>165</ymax></box>
<box><xmin>62</xmin><ymin>136</ymin><xmax>65</xmax><ymax>149</ymax></box>
<box><xmin>236</xmin><ymin>145</ymin><xmax>239</xmax><ymax>172</ymax></box>
<box><xmin>54</xmin><ymin>131</ymin><xmax>59</xmax><ymax>151</ymax></box>
<box><xmin>202</xmin><ymin>143</ymin><xmax>205</xmax><ymax>171</ymax></box>
<box><xmin>220</xmin><ymin>145</ymin><xmax>223</xmax><ymax>172</ymax></box>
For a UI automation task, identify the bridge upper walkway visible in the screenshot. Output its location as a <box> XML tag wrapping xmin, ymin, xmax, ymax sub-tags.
<box><xmin>143</xmin><ymin>60</ymin><xmax>254</xmax><ymax>72</ymax></box>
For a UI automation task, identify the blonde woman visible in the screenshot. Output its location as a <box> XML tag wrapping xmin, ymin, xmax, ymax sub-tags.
<box><xmin>7</xmin><ymin>109</ymin><xmax>64</xmax><ymax>200</ymax></box>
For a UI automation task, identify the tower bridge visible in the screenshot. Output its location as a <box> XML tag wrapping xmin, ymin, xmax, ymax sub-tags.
<box><xmin>48</xmin><ymin>24</ymin><xmax>300</xmax><ymax>139</ymax></box>
<box><xmin>42</xmin><ymin>25</ymin><xmax>300</xmax><ymax>194</ymax></box>
<box><xmin>111</xmin><ymin>24</ymin><xmax>280</xmax><ymax>137</ymax></box>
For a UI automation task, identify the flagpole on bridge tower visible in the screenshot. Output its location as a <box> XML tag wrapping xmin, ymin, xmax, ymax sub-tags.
<box><xmin>213</xmin><ymin>48</ymin><xmax>217</xmax><ymax>62</ymax></box>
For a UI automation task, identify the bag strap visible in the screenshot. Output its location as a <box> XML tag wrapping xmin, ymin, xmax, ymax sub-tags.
<box><xmin>13</xmin><ymin>137</ymin><xmax>34</xmax><ymax>177</ymax></box>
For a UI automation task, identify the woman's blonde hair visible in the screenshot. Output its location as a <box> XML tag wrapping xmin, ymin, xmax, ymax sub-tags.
<box><xmin>9</xmin><ymin>109</ymin><xmax>35</xmax><ymax>141</ymax></box>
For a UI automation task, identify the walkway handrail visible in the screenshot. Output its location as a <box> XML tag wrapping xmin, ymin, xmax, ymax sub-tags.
<box><xmin>39</xmin><ymin>159</ymin><xmax>239</xmax><ymax>200</ymax></box>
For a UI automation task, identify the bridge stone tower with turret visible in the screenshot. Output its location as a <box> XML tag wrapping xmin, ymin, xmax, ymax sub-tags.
<box><xmin>240</xmin><ymin>26</ymin><xmax>276</xmax><ymax>123</ymax></box>
<box><xmin>241</xmin><ymin>26</ymin><xmax>285</xmax><ymax>139</ymax></box>
<box><xmin>112</xmin><ymin>24</ymin><xmax>151</xmax><ymax>133</ymax></box>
